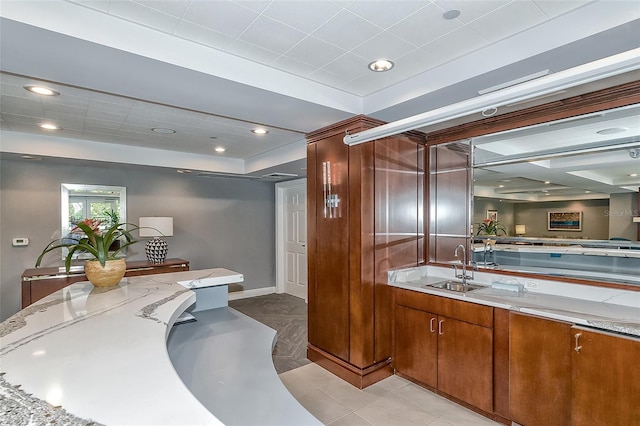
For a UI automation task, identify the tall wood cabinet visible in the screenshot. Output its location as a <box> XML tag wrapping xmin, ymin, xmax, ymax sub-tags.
<box><xmin>306</xmin><ymin>115</ymin><xmax>425</xmax><ymax>388</ymax></box>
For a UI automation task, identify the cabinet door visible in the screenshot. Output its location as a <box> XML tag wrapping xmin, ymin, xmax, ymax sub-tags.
<box><xmin>437</xmin><ymin>316</ymin><xmax>493</xmax><ymax>413</ymax></box>
<box><xmin>571</xmin><ymin>327</ymin><xmax>640</xmax><ymax>425</ymax></box>
<box><xmin>310</xmin><ymin>135</ymin><xmax>350</xmax><ymax>361</ymax></box>
<box><xmin>394</xmin><ymin>305</ymin><xmax>437</xmax><ymax>388</ymax></box>
<box><xmin>509</xmin><ymin>312</ymin><xmax>571</xmax><ymax>426</ymax></box>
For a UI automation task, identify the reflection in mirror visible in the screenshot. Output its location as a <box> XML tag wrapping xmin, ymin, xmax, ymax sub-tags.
<box><xmin>61</xmin><ymin>184</ymin><xmax>127</xmax><ymax>260</ymax></box>
<box><xmin>471</xmin><ymin>104</ymin><xmax>640</xmax><ymax>285</ymax></box>
<box><xmin>428</xmin><ymin>140</ymin><xmax>472</xmax><ymax>263</ymax></box>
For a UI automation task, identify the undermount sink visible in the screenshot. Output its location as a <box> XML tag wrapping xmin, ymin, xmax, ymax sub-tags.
<box><xmin>424</xmin><ymin>280</ymin><xmax>484</xmax><ymax>293</ymax></box>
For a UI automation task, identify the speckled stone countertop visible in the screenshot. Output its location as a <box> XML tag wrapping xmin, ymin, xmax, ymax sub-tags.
<box><xmin>0</xmin><ymin>270</ymin><xmax>232</xmax><ymax>426</ymax></box>
<box><xmin>389</xmin><ymin>265</ymin><xmax>640</xmax><ymax>338</ymax></box>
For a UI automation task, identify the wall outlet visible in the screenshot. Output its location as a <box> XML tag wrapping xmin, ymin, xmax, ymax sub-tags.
<box><xmin>524</xmin><ymin>280</ymin><xmax>539</xmax><ymax>289</ymax></box>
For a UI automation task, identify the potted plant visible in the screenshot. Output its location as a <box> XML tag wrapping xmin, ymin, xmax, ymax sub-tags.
<box><xmin>36</xmin><ymin>218</ymin><xmax>139</xmax><ymax>287</ymax></box>
<box><xmin>103</xmin><ymin>209</ymin><xmax>121</xmax><ymax>250</ymax></box>
<box><xmin>476</xmin><ymin>219</ymin><xmax>507</xmax><ymax>236</ymax></box>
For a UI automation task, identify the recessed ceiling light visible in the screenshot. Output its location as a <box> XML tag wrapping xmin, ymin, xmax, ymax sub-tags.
<box><xmin>21</xmin><ymin>155</ymin><xmax>41</xmax><ymax>160</ymax></box>
<box><xmin>596</xmin><ymin>127</ymin><xmax>628</xmax><ymax>135</ymax></box>
<box><xmin>24</xmin><ymin>85</ymin><xmax>60</xmax><ymax>96</ymax></box>
<box><xmin>630</xmin><ymin>173</ymin><xmax>639</xmax><ymax>177</ymax></box>
<box><xmin>585</xmin><ymin>190</ymin><xmax>591</xmax><ymax>193</ymax></box>
<box><xmin>252</xmin><ymin>128</ymin><xmax>269</xmax><ymax>135</ymax></box>
<box><xmin>498</xmin><ymin>184</ymin><xmax>505</xmax><ymax>188</ymax></box>
<box><xmin>151</xmin><ymin>127</ymin><xmax>176</xmax><ymax>134</ymax></box>
<box><xmin>442</xmin><ymin>9</ymin><xmax>461</xmax><ymax>20</ymax></box>
<box><xmin>39</xmin><ymin>123</ymin><xmax>60</xmax><ymax>130</ymax></box>
<box><xmin>176</xmin><ymin>169</ymin><xmax>192</xmax><ymax>174</ymax></box>
<box><xmin>544</xmin><ymin>181</ymin><xmax>551</xmax><ymax>184</ymax></box>
<box><xmin>214</xmin><ymin>147</ymin><xmax>226</xmax><ymax>153</ymax></box>
<box><xmin>368</xmin><ymin>59</ymin><xmax>394</xmax><ymax>72</ymax></box>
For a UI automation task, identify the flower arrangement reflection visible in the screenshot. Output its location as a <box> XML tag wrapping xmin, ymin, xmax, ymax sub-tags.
<box><xmin>476</xmin><ymin>219</ymin><xmax>507</xmax><ymax>236</ymax></box>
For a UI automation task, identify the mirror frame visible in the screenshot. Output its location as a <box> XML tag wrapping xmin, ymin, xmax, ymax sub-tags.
<box><xmin>61</xmin><ymin>183</ymin><xmax>127</xmax><ymax>259</ymax></box>
<box><xmin>425</xmin><ymin>79</ymin><xmax>640</xmax><ymax>290</ymax></box>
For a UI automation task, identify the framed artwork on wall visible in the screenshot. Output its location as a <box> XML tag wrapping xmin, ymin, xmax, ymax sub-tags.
<box><xmin>486</xmin><ymin>210</ymin><xmax>498</xmax><ymax>221</ymax></box>
<box><xmin>548</xmin><ymin>211</ymin><xmax>582</xmax><ymax>231</ymax></box>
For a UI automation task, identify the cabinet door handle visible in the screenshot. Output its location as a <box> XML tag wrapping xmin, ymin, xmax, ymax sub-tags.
<box><xmin>429</xmin><ymin>317</ymin><xmax>435</xmax><ymax>333</ymax></box>
<box><xmin>574</xmin><ymin>332</ymin><xmax>582</xmax><ymax>353</ymax></box>
<box><xmin>438</xmin><ymin>319</ymin><xmax>444</xmax><ymax>335</ymax></box>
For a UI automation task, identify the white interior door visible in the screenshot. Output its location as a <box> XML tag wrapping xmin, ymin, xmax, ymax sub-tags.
<box><xmin>277</xmin><ymin>180</ymin><xmax>307</xmax><ymax>300</ymax></box>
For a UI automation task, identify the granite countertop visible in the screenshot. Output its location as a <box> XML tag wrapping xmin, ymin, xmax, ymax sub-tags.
<box><xmin>0</xmin><ymin>269</ymin><xmax>242</xmax><ymax>425</ymax></box>
<box><xmin>389</xmin><ymin>265</ymin><xmax>640</xmax><ymax>338</ymax></box>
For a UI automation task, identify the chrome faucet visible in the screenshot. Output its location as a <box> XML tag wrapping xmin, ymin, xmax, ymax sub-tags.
<box><xmin>454</xmin><ymin>244</ymin><xmax>473</xmax><ymax>286</ymax></box>
<box><xmin>483</xmin><ymin>241</ymin><xmax>493</xmax><ymax>266</ymax></box>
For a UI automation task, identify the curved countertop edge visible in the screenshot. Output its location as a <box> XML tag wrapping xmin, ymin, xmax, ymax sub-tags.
<box><xmin>167</xmin><ymin>306</ymin><xmax>323</xmax><ymax>426</ymax></box>
<box><xmin>389</xmin><ymin>267</ymin><xmax>640</xmax><ymax>338</ymax></box>
<box><xmin>0</xmin><ymin>274</ymin><xmax>224</xmax><ymax>426</ymax></box>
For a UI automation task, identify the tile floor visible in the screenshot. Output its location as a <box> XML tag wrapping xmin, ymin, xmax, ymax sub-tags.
<box><xmin>279</xmin><ymin>363</ymin><xmax>499</xmax><ymax>426</ymax></box>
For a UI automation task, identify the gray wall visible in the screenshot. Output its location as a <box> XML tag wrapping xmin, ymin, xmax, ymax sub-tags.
<box><xmin>473</xmin><ymin>198</ymin><xmax>515</xmax><ymax>235</ymax></box>
<box><xmin>474</xmin><ymin>197</ymin><xmax>625</xmax><ymax>240</ymax></box>
<box><xmin>608</xmin><ymin>192</ymin><xmax>638</xmax><ymax>240</ymax></box>
<box><xmin>0</xmin><ymin>158</ymin><xmax>276</xmax><ymax>321</ymax></box>
<box><xmin>513</xmin><ymin>199</ymin><xmax>610</xmax><ymax>239</ymax></box>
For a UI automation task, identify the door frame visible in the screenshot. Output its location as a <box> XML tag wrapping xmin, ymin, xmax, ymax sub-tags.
<box><xmin>275</xmin><ymin>178</ymin><xmax>307</xmax><ymax>297</ymax></box>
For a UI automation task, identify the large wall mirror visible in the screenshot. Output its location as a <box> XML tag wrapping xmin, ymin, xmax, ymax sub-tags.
<box><xmin>470</xmin><ymin>103</ymin><xmax>639</xmax><ymax>285</ymax></box>
<box><xmin>61</xmin><ymin>183</ymin><xmax>127</xmax><ymax>259</ymax></box>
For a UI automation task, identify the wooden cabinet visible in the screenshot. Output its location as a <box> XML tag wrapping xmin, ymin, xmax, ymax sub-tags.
<box><xmin>509</xmin><ymin>313</ymin><xmax>640</xmax><ymax>425</ymax></box>
<box><xmin>394</xmin><ymin>288</ymin><xmax>493</xmax><ymax>413</ymax></box>
<box><xmin>571</xmin><ymin>327</ymin><xmax>640</xmax><ymax>425</ymax></box>
<box><xmin>22</xmin><ymin>258</ymin><xmax>190</xmax><ymax>307</ymax></box>
<box><xmin>509</xmin><ymin>312</ymin><xmax>572</xmax><ymax>426</ymax></box>
<box><xmin>306</xmin><ymin>116</ymin><xmax>425</xmax><ymax>388</ymax></box>
<box><xmin>394</xmin><ymin>305</ymin><xmax>437</xmax><ymax>388</ymax></box>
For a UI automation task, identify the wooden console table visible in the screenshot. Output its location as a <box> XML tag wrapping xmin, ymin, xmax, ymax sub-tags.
<box><xmin>21</xmin><ymin>258</ymin><xmax>189</xmax><ymax>308</ymax></box>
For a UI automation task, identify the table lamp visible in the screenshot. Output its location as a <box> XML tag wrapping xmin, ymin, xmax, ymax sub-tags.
<box><xmin>515</xmin><ymin>224</ymin><xmax>526</xmax><ymax>236</ymax></box>
<box><xmin>139</xmin><ymin>217</ymin><xmax>173</xmax><ymax>263</ymax></box>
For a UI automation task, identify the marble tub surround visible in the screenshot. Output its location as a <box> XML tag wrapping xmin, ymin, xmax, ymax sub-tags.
<box><xmin>389</xmin><ymin>265</ymin><xmax>640</xmax><ymax>337</ymax></box>
<box><xmin>0</xmin><ymin>272</ymin><xmax>224</xmax><ymax>425</ymax></box>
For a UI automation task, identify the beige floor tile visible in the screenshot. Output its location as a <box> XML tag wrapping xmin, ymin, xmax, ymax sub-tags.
<box><xmin>293</xmin><ymin>362</ymin><xmax>349</xmax><ymax>388</ymax></box>
<box><xmin>362</xmin><ymin>374</ymin><xmax>411</xmax><ymax>397</ymax></box>
<box><xmin>319</xmin><ymin>378</ymin><xmax>378</xmax><ymax>411</ymax></box>
<box><xmin>355</xmin><ymin>393</ymin><xmax>438</xmax><ymax>426</ymax></box>
<box><xmin>279</xmin><ymin>369</ymin><xmax>318</xmax><ymax>398</ymax></box>
<box><xmin>438</xmin><ymin>406</ymin><xmax>498</xmax><ymax>426</ymax></box>
<box><xmin>426</xmin><ymin>419</ymin><xmax>455</xmax><ymax>426</ymax></box>
<box><xmin>297</xmin><ymin>389</ymin><xmax>352</xmax><ymax>425</ymax></box>
<box><xmin>393</xmin><ymin>383</ymin><xmax>459</xmax><ymax>417</ymax></box>
<box><xmin>329</xmin><ymin>412</ymin><xmax>374</xmax><ymax>426</ymax></box>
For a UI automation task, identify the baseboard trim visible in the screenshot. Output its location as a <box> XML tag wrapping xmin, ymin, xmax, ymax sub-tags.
<box><xmin>307</xmin><ymin>344</ymin><xmax>393</xmax><ymax>389</ymax></box>
<box><xmin>228</xmin><ymin>286</ymin><xmax>276</xmax><ymax>300</ymax></box>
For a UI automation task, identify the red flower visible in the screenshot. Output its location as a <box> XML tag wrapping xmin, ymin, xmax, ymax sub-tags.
<box><xmin>71</xmin><ymin>218</ymin><xmax>103</xmax><ymax>235</ymax></box>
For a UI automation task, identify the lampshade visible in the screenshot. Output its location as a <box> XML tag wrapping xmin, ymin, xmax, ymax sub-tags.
<box><xmin>139</xmin><ymin>217</ymin><xmax>173</xmax><ymax>237</ymax></box>
<box><xmin>515</xmin><ymin>224</ymin><xmax>526</xmax><ymax>235</ymax></box>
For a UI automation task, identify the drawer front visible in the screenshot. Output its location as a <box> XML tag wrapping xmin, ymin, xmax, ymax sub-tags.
<box><xmin>394</xmin><ymin>287</ymin><xmax>493</xmax><ymax>328</ymax></box>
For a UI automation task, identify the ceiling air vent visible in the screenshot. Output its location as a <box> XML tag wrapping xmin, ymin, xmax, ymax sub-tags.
<box><xmin>196</xmin><ymin>172</ymin><xmax>260</xmax><ymax>180</ymax></box>
<box><xmin>261</xmin><ymin>172</ymin><xmax>299</xmax><ymax>180</ymax></box>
